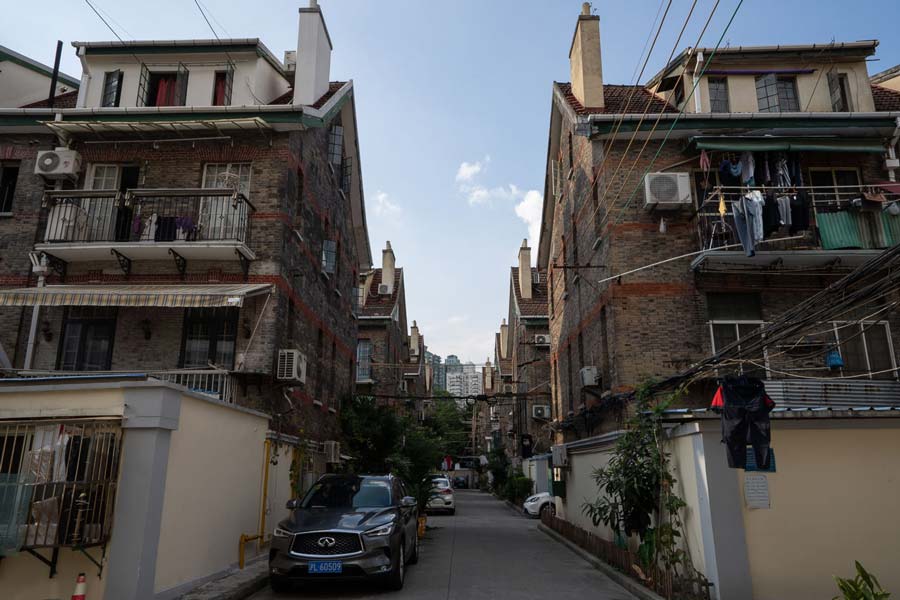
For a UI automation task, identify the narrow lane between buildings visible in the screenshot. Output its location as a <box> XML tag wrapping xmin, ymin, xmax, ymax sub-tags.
<box><xmin>249</xmin><ymin>489</ymin><xmax>636</xmax><ymax>600</ymax></box>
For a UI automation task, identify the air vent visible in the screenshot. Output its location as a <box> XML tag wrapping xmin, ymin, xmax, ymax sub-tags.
<box><xmin>643</xmin><ymin>172</ymin><xmax>692</xmax><ymax>209</ymax></box>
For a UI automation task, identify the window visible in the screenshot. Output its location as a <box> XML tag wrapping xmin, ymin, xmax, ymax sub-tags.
<box><xmin>322</xmin><ymin>239</ymin><xmax>337</xmax><ymax>275</ymax></box>
<box><xmin>827</xmin><ymin>321</ymin><xmax>896</xmax><ymax>380</ymax></box>
<box><xmin>707</xmin><ymin>294</ymin><xmax>766</xmax><ymax>377</ymax></box>
<box><xmin>567</xmin><ymin>132</ymin><xmax>574</xmax><ymax>170</ymax></box>
<box><xmin>756</xmin><ymin>74</ymin><xmax>800</xmax><ymax>112</ymax></box>
<box><xmin>202</xmin><ymin>163</ymin><xmax>251</xmax><ymax>198</ymax></box>
<box><xmin>673</xmin><ymin>78</ymin><xmax>686</xmax><ymax>106</ymax></box>
<box><xmin>58</xmin><ymin>307</ymin><xmax>117</xmax><ymax>371</ymax></box>
<box><xmin>328</xmin><ymin>125</ymin><xmax>344</xmax><ymax>170</ymax></box>
<box><xmin>708</xmin><ymin>77</ymin><xmax>730</xmax><ymax>113</ymax></box>
<box><xmin>357</xmin><ymin>340</ymin><xmax>372</xmax><ymax>382</ymax></box>
<box><xmin>0</xmin><ymin>163</ymin><xmax>19</xmax><ymax>213</ymax></box>
<box><xmin>828</xmin><ymin>71</ymin><xmax>853</xmax><ymax>112</ymax></box>
<box><xmin>137</xmin><ymin>62</ymin><xmax>189</xmax><ymax>107</ymax></box>
<box><xmin>101</xmin><ymin>70</ymin><xmax>123</xmax><ymax>107</ymax></box>
<box><xmin>88</xmin><ymin>164</ymin><xmax>120</xmax><ymax>191</ymax></box>
<box><xmin>809</xmin><ymin>168</ymin><xmax>861</xmax><ymax>203</ymax></box>
<box><xmin>180</xmin><ymin>308</ymin><xmax>238</xmax><ymax>368</ymax></box>
<box><xmin>532</xmin><ymin>270</ymin><xmax>541</xmax><ymax>285</ymax></box>
<box><xmin>212</xmin><ymin>68</ymin><xmax>233</xmax><ymax>106</ymax></box>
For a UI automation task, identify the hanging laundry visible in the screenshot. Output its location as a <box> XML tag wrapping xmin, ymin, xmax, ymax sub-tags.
<box><xmin>762</xmin><ymin>192</ymin><xmax>781</xmax><ymax>237</ymax></box>
<box><xmin>700</xmin><ymin>149</ymin><xmax>711</xmax><ymax>173</ymax></box>
<box><xmin>717</xmin><ymin>193</ymin><xmax>727</xmax><ymax>218</ymax></box>
<box><xmin>710</xmin><ymin>375</ymin><xmax>775</xmax><ymax>470</ymax></box>
<box><xmin>744</xmin><ymin>190</ymin><xmax>765</xmax><ymax>242</ymax></box>
<box><xmin>762</xmin><ymin>152</ymin><xmax>772</xmax><ymax>185</ymax></box>
<box><xmin>789</xmin><ymin>191</ymin><xmax>810</xmax><ymax>234</ymax></box>
<box><xmin>775</xmin><ymin>157</ymin><xmax>792</xmax><ymax>188</ymax></box>
<box><xmin>732</xmin><ymin>194</ymin><xmax>763</xmax><ymax>257</ymax></box>
<box><xmin>776</xmin><ymin>195</ymin><xmax>793</xmax><ymax>226</ymax></box>
<box><xmin>739</xmin><ymin>152</ymin><xmax>755</xmax><ymax>186</ymax></box>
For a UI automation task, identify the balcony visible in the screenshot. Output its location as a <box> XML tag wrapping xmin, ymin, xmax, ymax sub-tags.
<box><xmin>692</xmin><ymin>184</ymin><xmax>900</xmax><ymax>274</ymax></box>
<box><xmin>14</xmin><ymin>369</ymin><xmax>235</xmax><ymax>404</ymax></box>
<box><xmin>765</xmin><ymin>378</ymin><xmax>900</xmax><ymax>408</ymax></box>
<box><xmin>35</xmin><ymin>189</ymin><xmax>256</xmax><ymax>267</ymax></box>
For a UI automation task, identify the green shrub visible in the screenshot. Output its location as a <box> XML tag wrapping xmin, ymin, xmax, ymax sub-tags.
<box><xmin>503</xmin><ymin>474</ymin><xmax>534</xmax><ymax>504</ymax></box>
<box><xmin>834</xmin><ymin>561</ymin><xmax>890</xmax><ymax>600</ymax></box>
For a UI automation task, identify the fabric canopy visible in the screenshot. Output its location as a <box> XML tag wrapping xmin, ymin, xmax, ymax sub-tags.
<box><xmin>690</xmin><ymin>136</ymin><xmax>886</xmax><ymax>153</ymax></box>
<box><xmin>0</xmin><ymin>283</ymin><xmax>273</xmax><ymax>308</ymax></box>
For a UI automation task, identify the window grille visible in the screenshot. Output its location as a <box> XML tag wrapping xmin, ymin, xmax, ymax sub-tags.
<box><xmin>322</xmin><ymin>240</ymin><xmax>337</xmax><ymax>275</ymax></box>
<box><xmin>356</xmin><ymin>341</ymin><xmax>372</xmax><ymax>382</ymax></box>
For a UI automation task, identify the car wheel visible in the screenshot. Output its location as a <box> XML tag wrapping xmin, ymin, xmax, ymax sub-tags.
<box><xmin>270</xmin><ymin>575</ymin><xmax>292</xmax><ymax>594</ymax></box>
<box><xmin>408</xmin><ymin>530</ymin><xmax>420</xmax><ymax>565</ymax></box>
<box><xmin>385</xmin><ymin>541</ymin><xmax>405</xmax><ymax>590</ymax></box>
<box><xmin>541</xmin><ymin>502</ymin><xmax>556</xmax><ymax>518</ymax></box>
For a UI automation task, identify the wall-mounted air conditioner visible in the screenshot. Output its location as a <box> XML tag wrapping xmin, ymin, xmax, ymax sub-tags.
<box><xmin>643</xmin><ymin>172</ymin><xmax>692</xmax><ymax>210</ymax></box>
<box><xmin>276</xmin><ymin>349</ymin><xmax>307</xmax><ymax>383</ymax></box>
<box><xmin>532</xmin><ymin>405</ymin><xmax>551</xmax><ymax>419</ymax></box>
<box><xmin>551</xmin><ymin>444</ymin><xmax>568</xmax><ymax>468</ymax></box>
<box><xmin>503</xmin><ymin>384</ymin><xmax>513</xmax><ymax>394</ymax></box>
<box><xmin>378</xmin><ymin>283</ymin><xmax>392</xmax><ymax>295</ymax></box>
<box><xmin>324</xmin><ymin>440</ymin><xmax>341</xmax><ymax>463</ymax></box>
<box><xmin>533</xmin><ymin>334</ymin><xmax>551</xmax><ymax>346</ymax></box>
<box><xmin>579</xmin><ymin>366</ymin><xmax>599</xmax><ymax>387</ymax></box>
<box><xmin>34</xmin><ymin>149</ymin><xmax>82</xmax><ymax>180</ymax></box>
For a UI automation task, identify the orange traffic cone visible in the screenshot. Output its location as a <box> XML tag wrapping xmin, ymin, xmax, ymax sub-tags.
<box><xmin>71</xmin><ymin>572</ymin><xmax>87</xmax><ymax>600</ymax></box>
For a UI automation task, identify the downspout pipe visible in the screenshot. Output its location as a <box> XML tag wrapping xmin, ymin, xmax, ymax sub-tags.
<box><xmin>23</xmin><ymin>254</ymin><xmax>48</xmax><ymax>370</ymax></box>
<box><xmin>693</xmin><ymin>51</ymin><xmax>705</xmax><ymax>114</ymax></box>
<box><xmin>886</xmin><ymin>117</ymin><xmax>900</xmax><ymax>183</ymax></box>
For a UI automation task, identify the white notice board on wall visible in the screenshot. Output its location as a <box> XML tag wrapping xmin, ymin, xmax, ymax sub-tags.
<box><xmin>744</xmin><ymin>474</ymin><xmax>770</xmax><ymax>509</ymax></box>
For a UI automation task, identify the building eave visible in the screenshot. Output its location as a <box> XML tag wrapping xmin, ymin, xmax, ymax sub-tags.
<box><xmin>0</xmin><ymin>45</ymin><xmax>80</xmax><ymax>88</ymax></box>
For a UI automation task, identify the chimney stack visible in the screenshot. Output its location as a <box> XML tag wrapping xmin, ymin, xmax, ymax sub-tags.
<box><xmin>294</xmin><ymin>0</ymin><xmax>333</xmax><ymax>105</ymax></box>
<box><xmin>569</xmin><ymin>2</ymin><xmax>604</xmax><ymax>109</ymax></box>
<box><xmin>381</xmin><ymin>241</ymin><xmax>395</xmax><ymax>294</ymax></box>
<box><xmin>500</xmin><ymin>319</ymin><xmax>509</xmax><ymax>359</ymax></box>
<box><xmin>518</xmin><ymin>239</ymin><xmax>532</xmax><ymax>299</ymax></box>
<box><xmin>410</xmin><ymin>320</ymin><xmax>420</xmax><ymax>356</ymax></box>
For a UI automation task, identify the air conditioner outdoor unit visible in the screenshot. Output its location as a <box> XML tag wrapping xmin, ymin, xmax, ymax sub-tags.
<box><xmin>378</xmin><ymin>283</ymin><xmax>392</xmax><ymax>295</ymax></box>
<box><xmin>324</xmin><ymin>440</ymin><xmax>341</xmax><ymax>463</ymax></box>
<box><xmin>551</xmin><ymin>444</ymin><xmax>568</xmax><ymax>468</ymax></box>
<box><xmin>34</xmin><ymin>149</ymin><xmax>82</xmax><ymax>180</ymax></box>
<box><xmin>579</xmin><ymin>366</ymin><xmax>599</xmax><ymax>387</ymax></box>
<box><xmin>533</xmin><ymin>334</ymin><xmax>551</xmax><ymax>346</ymax></box>
<box><xmin>503</xmin><ymin>384</ymin><xmax>513</xmax><ymax>394</ymax></box>
<box><xmin>276</xmin><ymin>349</ymin><xmax>307</xmax><ymax>382</ymax></box>
<box><xmin>532</xmin><ymin>405</ymin><xmax>551</xmax><ymax>419</ymax></box>
<box><xmin>643</xmin><ymin>172</ymin><xmax>692</xmax><ymax>210</ymax></box>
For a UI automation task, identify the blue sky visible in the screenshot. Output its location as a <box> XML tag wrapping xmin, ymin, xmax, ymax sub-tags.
<box><xmin>7</xmin><ymin>0</ymin><xmax>900</xmax><ymax>362</ymax></box>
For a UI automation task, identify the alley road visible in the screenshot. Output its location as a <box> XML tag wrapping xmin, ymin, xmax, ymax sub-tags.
<box><xmin>250</xmin><ymin>489</ymin><xmax>636</xmax><ymax>600</ymax></box>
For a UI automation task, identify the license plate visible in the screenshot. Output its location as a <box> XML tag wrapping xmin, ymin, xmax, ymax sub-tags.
<box><xmin>308</xmin><ymin>560</ymin><xmax>343</xmax><ymax>574</ymax></box>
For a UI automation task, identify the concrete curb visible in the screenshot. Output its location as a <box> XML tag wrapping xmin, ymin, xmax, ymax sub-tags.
<box><xmin>177</xmin><ymin>557</ymin><xmax>269</xmax><ymax>600</ymax></box>
<box><xmin>537</xmin><ymin>523</ymin><xmax>666</xmax><ymax>600</ymax></box>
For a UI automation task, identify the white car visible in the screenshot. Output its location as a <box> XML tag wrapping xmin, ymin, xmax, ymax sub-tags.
<box><xmin>523</xmin><ymin>492</ymin><xmax>555</xmax><ymax>518</ymax></box>
<box><xmin>426</xmin><ymin>477</ymin><xmax>455</xmax><ymax>515</ymax></box>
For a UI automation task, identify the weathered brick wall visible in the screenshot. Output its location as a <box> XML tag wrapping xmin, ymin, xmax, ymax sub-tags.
<box><xmin>357</xmin><ymin>319</ymin><xmax>405</xmax><ymax>403</ymax></box>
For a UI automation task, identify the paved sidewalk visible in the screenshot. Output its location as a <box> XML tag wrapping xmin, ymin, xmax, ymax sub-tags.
<box><xmin>178</xmin><ymin>557</ymin><xmax>268</xmax><ymax>600</ymax></box>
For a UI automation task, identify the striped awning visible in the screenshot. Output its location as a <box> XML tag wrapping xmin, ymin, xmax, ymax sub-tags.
<box><xmin>0</xmin><ymin>283</ymin><xmax>273</xmax><ymax>308</ymax></box>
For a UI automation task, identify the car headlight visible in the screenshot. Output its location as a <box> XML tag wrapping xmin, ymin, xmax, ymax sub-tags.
<box><xmin>525</xmin><ymin>495</ymin><xmax>539</xmax><ymax>503</ymax></box>
<box><xmin>273</xmin><ymin>527</ymin><xmax>293</xmax><ymax>538</ymax></box>
<box><xmin>364</xmin><ymin>523</ymin><xmax>394</xmax><ymax>537</ymax></box>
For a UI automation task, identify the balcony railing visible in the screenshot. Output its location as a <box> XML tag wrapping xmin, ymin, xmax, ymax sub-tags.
<box><xmin>41</xmin><ymin>188</ymin><xmax>254</xmax><ymax>245</ymax></box>
<box><xmin>0</xmin><ymin>419</ymin><xmax>122</xmax><ymax>557</ymax></box>
<box><xmin>696</xmin><ymin>184</ymin><xmax>900</xmax><ymax>253</ymax></box>
<box><xmin>11</xmin><ymin>369</ymin><xmax>235</xmax><ymax>404</ymax></box>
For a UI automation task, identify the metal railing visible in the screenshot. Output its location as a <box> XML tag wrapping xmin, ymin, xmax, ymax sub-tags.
<box><xmin>765</xmin><ymin>379</ymin><xmax>900</xmax><ymax>407</ymax></box>
<box><xmin>0</xmin><ymin>419</ymin><xmax>122</xmax><ymax>556</ymax></box>
<box><xmin>41</xmin><ymin>188</ymin><xmax>255</xmax><ymax>245</ymax></box>
<box><xmin>696</xmin><ymin>184</ymin><xmax>900</xmax><ymax>252</ymax></box>
<box><xmin>10</xmin><ymin>369</ymin><xmax>235</xmax><ymax>404</ymax></box>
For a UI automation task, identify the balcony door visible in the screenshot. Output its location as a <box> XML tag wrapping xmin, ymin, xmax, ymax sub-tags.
<box><xmin>57</xmin><ymin>308</ymin><xmax>117</xmax><ymax>371</ymax></box>
<box><xmin>201</xmin><ymin>163</ymin><xmax>251</xmax><ymax>241</ymax></box>
<box><xmin>84</xmin><ymin>164</ymin><xmax>140</xmax><ymax>242</ymax></box>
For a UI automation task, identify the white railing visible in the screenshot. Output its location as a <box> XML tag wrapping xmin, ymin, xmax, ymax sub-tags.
<box><xmin>10</xmin><ymin>369</ymin><xmax>235</xmax><ymax>404</ymax></box>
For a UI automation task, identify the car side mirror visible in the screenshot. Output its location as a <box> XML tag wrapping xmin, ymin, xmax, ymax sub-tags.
<box><xmin>400</xmin><ymin>496</ymin><xmax>416</xmax><ymax>508</ymax></box>
<box><xmin>286</xmin><ymin>499</ymin><xmax>300</xmax><ymax>510</ymax></box>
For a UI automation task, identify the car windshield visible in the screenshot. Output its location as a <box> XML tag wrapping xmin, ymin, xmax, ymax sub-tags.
<box><xmin>432</xmin><ymin>479</ymin><xmax>451</xmax><ymax>489</ymax></box>
<box><xmin>301</xmin><ymin>477</ymin><xmax>393</xmax><ymax>509</ymax></box>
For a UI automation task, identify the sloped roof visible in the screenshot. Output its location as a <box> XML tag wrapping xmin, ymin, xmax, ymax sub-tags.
<box><xmin>872</xmin><ymin>84</ymin><xmax>900</xmax><ymax>112</ymax></box>
<box><xmin>511</xmin><ymin>267</ymin><xmax>548</xmax><ymax>317</ymax></box>
<box><xmin>270</xmin><ymin>81</ymin><xmax>346</xmax><ymax>108</ymax></box>
<box><xmin>556</xmin><ymin>82</ymin><xmax>677</xmax><ymax>116</ymax></box>
<box><xmin>871</xmin><ymin>64</ymin><xmax>900</xmax><ymax>85</ymax></box>
<box><xmin>0</xmin><ymin>44</ymin><xmax>80</xmax><ymax>88</ymax></box>
<box><xmin>360</xmin><ymin>268</ymin><xmax>402</xmax><ymax>318</ymax></box>
<box><xmin>20</xmin><ymin>90</ymin><xmax>78</xmax><ymax>109</ymax></box>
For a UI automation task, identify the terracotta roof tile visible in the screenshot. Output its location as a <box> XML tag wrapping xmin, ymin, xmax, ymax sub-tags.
<box><xmin>872</xmin><ymin>84</ymin><xmax>900</xmax><ymax>112</ymax></box>
<box><xmin>269</xmin><ymin>81</ymin><xmax>346</xmax><ymax>107</ymax></box>
<box><xmin>20</xmin><ymin>90</ymin><xmax>78</xmax><ymax>109</ymax></box>
<box><xmin>360</xmin><ymin>268</ymin><xmax>402</xmax><ymax>317</ymax></box>
<box><xmin>557</xmin><ymin>82</ymin><xmax>676</xmax><ymax>116</ymax></box>
<box><xmin>511</xmin><ymin>267</ymin><xmax>548</xmax><ymax>317</ymax></box>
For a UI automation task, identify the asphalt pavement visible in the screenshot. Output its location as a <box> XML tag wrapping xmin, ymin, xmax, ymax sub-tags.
<box><xmin>248</xmin><ymin>489</ymin><xmax>636</xmax><ymax>600</ymax></box>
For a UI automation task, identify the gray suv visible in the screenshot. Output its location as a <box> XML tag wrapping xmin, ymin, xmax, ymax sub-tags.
<box><xmin>269</xmin><ymin>474</ymin><xmax>419</xmax><ymax>592</ymax></box>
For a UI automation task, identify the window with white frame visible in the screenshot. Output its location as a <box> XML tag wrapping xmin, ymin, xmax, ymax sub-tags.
<box><xmin>707</xmin><ymin>293</ymin><xmax>767</xmax><ymax>377</ymax></box>
<box><xmin>826</xmin><ymin>321</ymin><xmax>896</xmax><ymax>380</ymax></box>
<box><xmin>356</xmin><ymin>340</ymin><xmax>372</xmax><ymax>382</ymax></box>
<box><xmin>327</xmin><ymin>125</ymin><xmax>344</xmax><ymax>170</ymax></box>
<box><xmin>202</xmin><ymin>163</ymin><xmax>252</xmax><ymax>197</ymax></box>
<box><xmin>87</xmin><ymin>164</ymin><xmax>120</xmax><ymax>191</ymax></box>
<box><xmin>322</xmin><ymin>239</ymin><xmax>337</xmax><ymax>275</ymax></box>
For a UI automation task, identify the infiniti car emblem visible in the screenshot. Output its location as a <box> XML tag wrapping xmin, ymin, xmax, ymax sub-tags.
<box><xmin>317</xmin><ymin>536</ymin><xmax>336</xmax><ymax>548</ymax></box>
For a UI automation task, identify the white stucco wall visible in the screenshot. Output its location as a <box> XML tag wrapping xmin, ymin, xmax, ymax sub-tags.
<box><xmin>0</xmin><ymin>60</ymin><xmax>76</xmax><ymax>108</ymax></box>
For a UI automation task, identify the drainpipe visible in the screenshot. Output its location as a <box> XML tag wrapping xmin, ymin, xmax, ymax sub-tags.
<box><xmin>23</xmin><ymin>254</ymin><xmax>48</xmax><ymax>370</ymax></box>
<box><xmin>693</xmin><ymin>51</ymin><xmax>705</xmax><ymax>113</ymax></box>
<box><xmin>886</xmin><ymin>117</ymin><xmax>900</xmax><ymax>183</ymax></box>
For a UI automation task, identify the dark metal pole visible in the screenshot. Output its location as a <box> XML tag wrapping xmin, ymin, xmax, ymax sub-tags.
<box><xmin>47</xmin><ymin>40</ymin><xmax>63</xmax><ymax>109</ymax></box>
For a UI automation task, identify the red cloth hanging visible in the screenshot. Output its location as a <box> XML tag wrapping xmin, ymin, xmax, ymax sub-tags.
<box><xmin>154</xmin><ymin>76</ymin><xmax>177</xmax><ymax>106</ymax></box>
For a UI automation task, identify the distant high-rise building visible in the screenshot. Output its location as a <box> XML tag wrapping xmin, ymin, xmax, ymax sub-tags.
<box><xmin>425</xmin><ymin>350</ymin><xmax>446</xmax><ymax>392</ymax></box>
<box><xmin>446</xmin><ymin>361</ymin><xmax>483</xmax><ymax>398</ymax></box>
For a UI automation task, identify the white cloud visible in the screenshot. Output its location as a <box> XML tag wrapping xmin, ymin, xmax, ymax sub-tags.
<box><xmin>373</xmin><ymin>191</ymin><xmax>401</xmax><ymax>217</ymax></box>
<box><xmin>514</xmin><ymin>190</ymin><xmax>543</xmax><ymax>252</ymax></box>
<box><xmin>455</xmin><ymin>155</ymin><xmax>490</xmax><ymax>183</ymax></box>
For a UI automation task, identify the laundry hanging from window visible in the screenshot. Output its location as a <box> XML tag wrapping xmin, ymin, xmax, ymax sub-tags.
<box><xmin>711</xmin><ymin>375</ymin><xmax>775</xmax><ymax>470</ymax></box>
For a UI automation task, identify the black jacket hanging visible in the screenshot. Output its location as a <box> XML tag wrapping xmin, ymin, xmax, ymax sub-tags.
<box><xmin>711</xmin><ymin>375</ymin><xmax>775</xmax><ymax>469</ymax></box>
